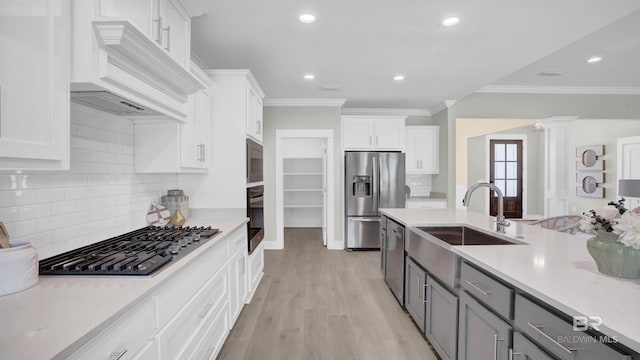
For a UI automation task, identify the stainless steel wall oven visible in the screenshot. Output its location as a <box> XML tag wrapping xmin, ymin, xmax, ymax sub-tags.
<box><xmin>247</xmin><ymin>185</ymin><xmax>264</xmax><ymax>254</ymax></box>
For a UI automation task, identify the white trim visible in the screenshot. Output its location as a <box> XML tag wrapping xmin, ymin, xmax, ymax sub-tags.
<box><xmin>204</xmin><ymin>69</ymin><xmax>265</xmax><ymax>97</ymax></box>
<box><xmin>342</xmin><ymin>108</ymin><xmax>430</xmax><ymax>116</ymax></box>
<box><xmin>477</xmin><ymin>85</ymin><xmax>640</xmax><ymax>95</ymax></box>
<box><xmin>484</xmin><ymin>134</ymin><xmax>528</xmax><ymax>218</ymax></box>
<box><xmin>264</xmin><ymin>98</ymin><xmax>347</xmax><ymax>107</ymax></box>
<box><xmin>617</xmin><ymin>136</ymin><xmax>640</xmax><ymax>210</ymax></box>
<box><xmin>274</xmin><ymin>129</ymin><xmax>339</xmax><ymax>250</ymax></box>
<box><xmin>429</xmin><ymin>100</ymin><xmax>457</xmax><ymax>115</ymax></box>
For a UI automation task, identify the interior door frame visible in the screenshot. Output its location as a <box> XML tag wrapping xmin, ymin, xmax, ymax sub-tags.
<box><xmin>275</xmin><ymin>129</ymin><xmax>337</xmax><ymax>249</ymax></box>
<box><xmin>617</xmin><ymin>135</ymin><xmax>640</xmax><ymax>209</ymax></box>
<box><xmin>484</xmin><ymin>134</ymin><xmax>528</xmax><ymax>217</ymax></box>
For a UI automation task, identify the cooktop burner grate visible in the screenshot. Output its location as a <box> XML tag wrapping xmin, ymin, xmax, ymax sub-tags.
<box><xmin>39</xmin><ymin>226</ymin><xmax>220</xmax><ymax>276</ymax></box>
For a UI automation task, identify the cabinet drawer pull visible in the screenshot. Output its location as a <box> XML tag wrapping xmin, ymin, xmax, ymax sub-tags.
<box><xmin>153</xmin><ymin>17</ymin><xmax>162</xmax><ymax>44</ymax></box>
<box><xmin>110</xmin><ymin>348</ymin><xmax>127</xmax><ymax>360</ymax></box>
<box><xmin>526</xmin><ymin>322</ymin><xmax>576</xmax><ymax>354</ymax></box>
<box><xmin>493</xmin><ymin>335</ymin><xmax>504</xmax><ymax>360</ymax></box>
<box><xmin>163</xmin><ymin>25</ymin><xmax>171</xmax><ymax>51</ymax></box>
<box><xmin>464</xmin><ymin>280</ymin><xmax>493</xmax><ymax>296</ymax></box>
<box><xmin>199</xmin><ymin>302</ymin><xmax>214</xmax><ymax>319</ymax></box>
<box><xmin>423</xmin><ymin>283</ymin><xmax>430</xmax><ymax>304</ymax></box>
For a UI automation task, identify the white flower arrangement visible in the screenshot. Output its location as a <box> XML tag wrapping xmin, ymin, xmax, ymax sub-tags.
<box><xmin>580</xmin><ymin>198</ymin><xmax>640</xmax><ymax>248</ymax></box>
<box><xmin>614</xmin><ymin>212</ymin><xmax>640</xmax><ymax>249</ymax></box>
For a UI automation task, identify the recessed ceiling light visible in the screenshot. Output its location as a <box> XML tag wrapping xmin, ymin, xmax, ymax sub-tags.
<box><xmin>442</xmin><ymin>17</ymin><xmax>460</xmax><ymax>27</ymax></box>
<box><xmin>538</xmin><ymin>71</ymin><xmax>566</xmax><ymax>77</ymax></box>
<box><xmin>587</xmin><ymin>56</ymin><xmax>602</xmax><ymax>63</ymax></box>
<box><xmin>303</xmin><ymin>74</ymin><xmax>315</xmax><ymax>80</ymax></box>
<box><xmin>393</xmin><ymin>75</ymin><xmax>405</xmax><ymax>81</ymax></box>
<box><xmin>299</xmin><ymin>14</ymin><xmax>316</xmax><ymax>23</ymax></box>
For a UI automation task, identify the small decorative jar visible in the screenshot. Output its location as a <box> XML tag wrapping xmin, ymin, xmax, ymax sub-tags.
<box><xmin>586</xmin><ymin>232</ymin><xmax>640</xmax><ymax>279</ymax></box>
<box><xmin>0</xmin><ymin>242</ymin><xmax>39</xmax><ymax>296</ymax></box>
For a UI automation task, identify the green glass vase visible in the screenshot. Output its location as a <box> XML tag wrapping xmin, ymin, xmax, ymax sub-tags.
<box><xmin>586</xmin><ymin>232</ymin><xmax>640</xmax><ymax>279</ymax></box>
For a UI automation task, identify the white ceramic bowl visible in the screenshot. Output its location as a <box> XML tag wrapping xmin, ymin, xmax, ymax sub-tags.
<box><xmin>0</xmin><ymin>242</ymin><xmax>39</xmax><ymax>297</ymax></box>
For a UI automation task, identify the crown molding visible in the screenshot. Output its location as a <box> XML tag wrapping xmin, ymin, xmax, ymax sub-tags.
<box><xmin>205</xmin><ymin>69</ymin><xmax>265</xmax><ymax>97</ymax></box>
<box><xmin>429</xmin><ymin>100</ymin><xmax>457</xmax><ymax>115</ymax></box>
<box><xmin>341</xmin><ymin>108</ymin><xmax>431</xmax><ymax>116</ymax></box>
<box><xmin>477</xmin><ymin>85</ymin><xmax>640</xmax><ymax>95</ymax></box>
<box><xmin>263</xmin><ymin>98</ymin><xmax>347</xmax><ymax>107</ymax></box>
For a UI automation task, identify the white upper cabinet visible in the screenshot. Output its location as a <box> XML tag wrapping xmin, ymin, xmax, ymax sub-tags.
<box><xmin>342</xmin><ymin>116</ymin><xmax>406</xmax><ymax>151</ymax></box>
<box><xmin>0</xmin><ymin>0</ymin><xmax>70</xmax><ymax>171</ymax></box>
<box><xmin>70</xmin><ymin>0</ymin><xmax>207</xmax><ymax>122</ymax></box>
<box><xmin>246</xmin><ymin>81</ymin><xmax>264</xmax><ymax>143</ymax></box>
<box><xmin>134</xmin><ymin>62</ymin><xmax>212</xmax><ymax>173</ymax></box>
<box><xmin>405</xmin><ymin>126</ymin><xmax>439</xmax><ymax>174</ymax></box>
<box><xmin>158</xmin><ymin>0</ymin><xmax>190</xmax><ymax>67</ymax></box>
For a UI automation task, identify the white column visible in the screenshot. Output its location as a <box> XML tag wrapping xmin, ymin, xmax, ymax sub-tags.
<box><xmin>542</xmin><ymin>116</ymin><xmax>577</xmax><ymax>216</ymax></box>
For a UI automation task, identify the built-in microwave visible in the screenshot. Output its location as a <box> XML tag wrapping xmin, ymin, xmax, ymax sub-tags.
<box><xmin>247</xmin><ymin>185</ymin><xmax>264</xmax><ymax>254</ymax></box>
<box><xmin>247</xmin><ymin>138</ymin><xmax>263</xmax><ymax>183</ymax></box>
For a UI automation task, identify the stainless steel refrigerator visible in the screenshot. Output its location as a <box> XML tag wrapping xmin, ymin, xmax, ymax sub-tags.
<box><xmin>345</xmin><ymin>151</ymin><xmax>405</xmax><ymax>249</ymax></box>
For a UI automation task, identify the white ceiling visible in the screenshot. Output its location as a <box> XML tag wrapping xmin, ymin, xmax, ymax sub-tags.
<box><xmin>190</xmin><ymin>1</ymin><xmax>640</xmax><ymax>112</ymax></box>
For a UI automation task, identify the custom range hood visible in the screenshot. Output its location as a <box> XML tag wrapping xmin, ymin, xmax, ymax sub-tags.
<box><xmin>70</xmin><ymin>2</ymin><xmax>208</xmax><ymax>121</ymax></box>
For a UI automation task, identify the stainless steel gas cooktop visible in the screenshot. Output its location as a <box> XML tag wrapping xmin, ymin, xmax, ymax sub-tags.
<box><xmin>39</xmin><ymin>226</ymin><xmax>220</xmax><ymax>276</ymax></box>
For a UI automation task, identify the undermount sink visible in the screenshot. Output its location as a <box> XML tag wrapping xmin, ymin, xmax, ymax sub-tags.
<box><xmin>417</xmin><ymin>226</ymin><xmax>522</xmax><ymax>246</ymax></box>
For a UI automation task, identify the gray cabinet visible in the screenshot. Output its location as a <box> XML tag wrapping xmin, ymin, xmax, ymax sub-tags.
<box><xmin>405</xmin><ymin>257</ymin><xmax>426</xmax><ymax>332</ymax></box>
<box><xmin>458</xmin><ymin>291</ymin><xmax>511</xmax><ymax>360</ymax></box>
<box><xmin>515</xmin><ymin>294</ymin><xmax>632</xmax><ymax>360</ymax></box>
<box><xmin>425</xmin><ymin>275</ymin><xmax>458</xmax><ymax>360</ymax></box>
<box><xmin>512</xmin><ymin>332</ymin><xmax>555</xmax><ymax>360</ymax></box>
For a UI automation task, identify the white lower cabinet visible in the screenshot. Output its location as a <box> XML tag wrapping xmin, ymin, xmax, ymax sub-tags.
<box><xmin>131</xmin><ymin>340</ymin><xmax>161</xmax><ymax>360</ymax></box>
<box><xmin>67</xmin><ymin>225</ymin><xmax>256</xmax><ymax>360</ymax></box>
<box><xmin>229</xmin><ymin>246</ymin><xmax>248</xmax><ymax>324</ymax></box>
<box><xmin>156</xmin><ymin>266</ymin><xmax>228</xmax><ymax>359</ymax></box>
<box><xmin>67</xmin><ymin>298</ymin><xmax>156</xmax><ymax>360</ymax></box>
<box><xmin>247</xmin><ymin>241</ymin><xmax>265</xmax><ymax>302</ymax></box>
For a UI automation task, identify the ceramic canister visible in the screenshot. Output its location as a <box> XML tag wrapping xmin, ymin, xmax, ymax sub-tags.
<box><xmin>161</xmin><ymin>189</ymin><xmax>189</xmax><ymax>219</ymax></box>
<box><xmin>0</xmin><ymin>242</ymin><xmax>39</xmax><ymax>297</ymax></box>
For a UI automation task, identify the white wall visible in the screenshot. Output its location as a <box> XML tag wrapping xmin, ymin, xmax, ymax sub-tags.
<box><xmin>263</xmin><ymin>106</ymin><xmax>343</xmax><ymax>248</ymax></box>
<box><xmin>0</xmin><ymin>103</ymin><xmax>178</xmax><ymax>259</ymax></box>
<box><xmin>567</xmin><ymin>119</ymin><xmax>640</xmax><ymax>214</ymax></box>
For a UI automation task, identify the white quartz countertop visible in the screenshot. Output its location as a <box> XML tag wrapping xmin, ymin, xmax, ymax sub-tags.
<box><xmin>380</xmin><ymin>208</ymin><xmax>640</xmax><ymax>354</ymax></box>
<box><xmin>0</xmin><ymin>215</ymin><xmax>248</xmax><ymax>360</ymax></box>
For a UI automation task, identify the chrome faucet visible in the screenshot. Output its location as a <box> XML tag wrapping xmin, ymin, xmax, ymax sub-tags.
<box><xmin>463</xmin><ymin>183</ymin><xmax>510</xmax><ymax>233</ymax></box>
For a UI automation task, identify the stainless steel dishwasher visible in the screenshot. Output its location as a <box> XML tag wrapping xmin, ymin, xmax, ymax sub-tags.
<box><xmin>384</xmin><ymin>219</ymin><xmax>405</xmax><ymax>305</ymax></box>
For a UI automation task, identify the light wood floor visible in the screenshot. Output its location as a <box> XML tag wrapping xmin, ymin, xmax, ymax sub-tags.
<box><xmin>217</xmin><ymin>228</ymin><xmax>438</xmax><ymax>360</ymax></box>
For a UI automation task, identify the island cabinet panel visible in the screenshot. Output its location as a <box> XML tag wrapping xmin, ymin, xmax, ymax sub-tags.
<box><xmin>405</xmin><ymin>257</ymin><xmax>426</xmax><ymax>332</ymax></box>
<box><xmin>425</xmin><ymin>275</ymin><xmax>458</xmax><ymax>360</ymax></box>
<box><xmin>515</xmin><ymin>294</ymin><xmax>633</xmax><ymax>360</ymax></box>
<box><xmin>512</xmin><ymin>332</ymin><xmax>555</xmax><ymax>360</ymax></box>
<box><xmin>458</xmin><ymin>291</ymin><xmax>511</xmax><ymax>360</ymax></box>
<box><xmin>460</xmin><ymin>261</ymin><xmax>513</xmax><ymax>320</ymax></box>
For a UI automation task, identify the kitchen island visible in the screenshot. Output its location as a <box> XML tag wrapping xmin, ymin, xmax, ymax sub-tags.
<box><xmin>380</xmin><ymin>208</ymin><xmax>640</xmax><ymax>357</ymax></box>
<box><xmin>0</xmin><ymin>214</ymin><xmax>254</xmax><ymax>360</ymax></box>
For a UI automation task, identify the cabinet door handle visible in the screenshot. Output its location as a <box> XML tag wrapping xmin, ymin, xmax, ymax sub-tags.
<box><xmin>163</xmin><ymin>25</ymin><xmax>171</xmax><ymax>51</ymax></box>
<box><xmin>527</xmin><ymin>322</ymin><xmax>576</xmax><ymax>354</ymax></box>
<box><xmin>376</xmin><ymin>136</ymin><xmax>379</xmax><ymax>145</ymax></box>
<box><xmin>110</xmin><ymin>348</ymin><xmax>128</xmax><ymax>360</ymax></box>
<box><xmin>419</xmin><ymin>160</ymin><xmax>422</xmax><ymax>169</ymax></box>
<box><xmin>153</xmin><ymin>17</ymin><xmax>163</xmax><ymax>44</ymax></box>
<box><xmin>201</xmin><ymin>144</ymin><xmax>205</xmax><ymax>162</ymax></box>
<box><xmin>256</xmin><ymin>120</ymin><xmax>261</xmax><ymax>134</ymax></box>
<box><xmin>199</xmin><ymin>302</ymin><xmax>214</xmax><ymax>319</ymax></box>
<box><xmin>423</xmin><ymin>283</ymin><xmax>430</xmax><ymax>304</ymax></box>
<box><xmin>464</xmin><ymin>280</ymin><xmax>493</xmax><ymax>296</ymax></box>
<box><xmin>493</xmin><ymin>334</ymin><xmax>504</xmax><ymax>360</ymax></box>
<box><xmin>369</xmin><ymin>135</ymin><xmax>372</xmax><ymax>145</ymax></box>
<box><xmin>509</xmin><ymin>349</ymin><xmax>521</xmax><ymax>360</ymax></box>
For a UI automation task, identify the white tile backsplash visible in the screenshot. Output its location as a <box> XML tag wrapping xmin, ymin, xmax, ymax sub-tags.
<box><xmin>0</xmin><ymin>103</ymin><xmax>178</xmax><ymax>259</ymax></box>
<box><xmin>406</xmin><ymin>174</ymin><xmax>432</xmax><ymax>197</ymax></box>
